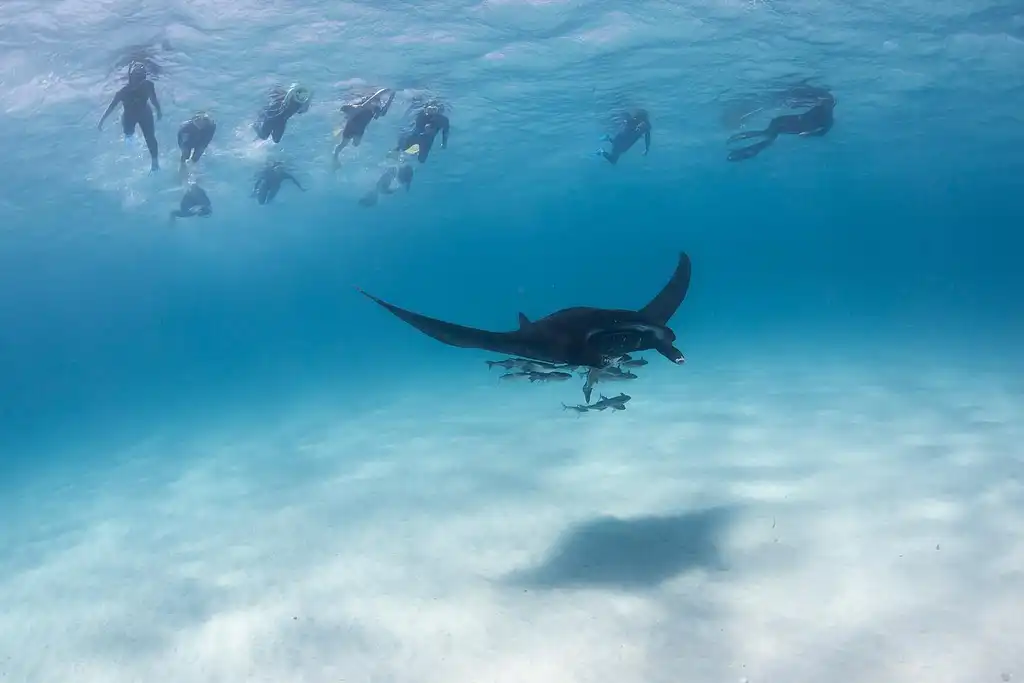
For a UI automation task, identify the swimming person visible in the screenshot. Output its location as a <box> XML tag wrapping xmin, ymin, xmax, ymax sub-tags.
<box><xmin>169</xmin><ymin>183</ymin><xmax>212</xmax><ymax>221</ymax></box>
<box><xmin>177</xmin><ymin>111</ymin><xmax>217</xmax><ymax>180</ymax></box>
<box><xmin>598</xmin><ymin>109</ymin><xmax>651</xmax><ymax>165</ymax></box>
<box><xmin>358</xmin><ymin>164</ymin><xmax>413</xmax><ymax>207</ymax></box>
<box><xmin>726</xmin><ymin>91</ymin><xmax>836</xmax><ymax>161</ymax></box>
<box><xmin>332</xmin><ymin>88</ymin><xmax>396</xmax><ymax>169</ymax></box>
<box><xmin>97</xmin><ymin>61</ymin><xmax>163</xmax><ymax>172</ymax></box>
<box><xmin>396</xmin><ymin>101</ymin><xmax>450</xmax><ymax>164</ymax></box>
<box><xmin>252</xmin><ymin>161</ymin><xmax>305</xmax><ymax>205</ymax></box>
<box><xmin>254</xmin><ymin>84</ymin><xmax>312</xmax><ymax>144</ymax></box>
<box><xmin>720</xmin><ymin>77</ymin><xmax>833</xmax><ymax>129</ymax></box>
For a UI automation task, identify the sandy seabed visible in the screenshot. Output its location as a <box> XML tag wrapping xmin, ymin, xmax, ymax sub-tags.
<box><xmin>1</xmin><ymin>357</ymin><xmax>1022</xmax><ymax>683</ymax></box>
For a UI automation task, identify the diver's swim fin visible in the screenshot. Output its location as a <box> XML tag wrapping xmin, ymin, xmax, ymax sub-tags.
<box><xmin>727</xmin><ymin>130</ymin><xmax>767</xmax><ymax>143</ymax></box>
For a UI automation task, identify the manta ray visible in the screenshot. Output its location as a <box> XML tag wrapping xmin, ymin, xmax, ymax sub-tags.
<box><xmin>357</xmin><ymin>252</ymin><xmax>692</xmax><ymax>369</ymax></box>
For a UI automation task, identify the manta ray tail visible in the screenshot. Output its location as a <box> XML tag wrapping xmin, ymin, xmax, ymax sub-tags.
<box><xmin>357</xmin><ymin>288</ymin><xmax>537</xmax><ymax>358</ymax></box>
<box><xmin>637</xmin><ymin>252</ymin><xmax>692</xmax><ymax>325</ymax></box>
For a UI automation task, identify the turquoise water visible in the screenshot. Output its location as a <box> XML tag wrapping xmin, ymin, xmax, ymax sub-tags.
<box><xmin>2</xmin><ymin>0</ymin><xmax>1023</xmax><ymax>680</ymax></box>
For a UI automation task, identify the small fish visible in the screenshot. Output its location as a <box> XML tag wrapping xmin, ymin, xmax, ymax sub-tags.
<box><xmin>582</xmin><ymin>366</ymin><xmax>638</xmax><ymax>403</ymax></box>
<box><xmin>590</xmin><ymin>393</ymin><xmax>631</xmax><ymax>411</ymax></box>
<box><xmin>583</xmin><ymin>369</ymin><xmax>598</xmax><ymax>403</ymax></box>
<box><xmin>562</xmin><ymin>402</ymin><xmax>590</xmax><ymax>415</ymax></box>
<box><xmin>488</xmin><ymin>357</ymin><xmax>568</xmax><ymax>373</ymax></box>
<box><xmin>528</xmin><ymin>371</ymin><xmax>572</xmax><ymax>382</ymax></box>
<box><xmin>499</xmin><ymin>371</ymin><xmax>531</xmax><ymax>381</ymax></box>
<box><xmin>599</xmin><ymin>366</ymin><xmax>638</xmax><ymax>381</ymax></box>
<box><xmin>620</xmin><ymin>358</ymin><xmax>648</xmax><ymax>368</ymax></box>
<box><xmin>521</xmin><ymin>360</ymin><xmax>569</xmax><ymax>373</ymax></box>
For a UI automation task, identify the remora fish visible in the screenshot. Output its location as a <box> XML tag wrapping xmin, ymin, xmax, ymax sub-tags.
<box><xmin>589</xmin><ymin>393</ymin><xmax>631</xmax><ymax>411</ymax></box>
<box><xmin>583</xmin><ymin>366</ymin><xmax>638</xmax><ymax>403</ymax></box>
<box><xmin>561</xmin><ymin>402</ymin><xmax>590</xmax><ymax>415</ymax></box>
<box><xmin>499</xmin><ymin>371</ymin><xmax>531</xmax><ymax>382</ymax></box>
<box><xmin>486</xmin><ymin>358</ymin><xmax>521</xmax><ymax>371</ymax></box>
<box><xmin>529</xmin><ymin>371</ymin><xmax>572</xmax><ymax>383</ymax></box>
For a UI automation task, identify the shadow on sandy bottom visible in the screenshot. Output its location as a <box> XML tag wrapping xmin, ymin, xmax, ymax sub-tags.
<box><xmin>506</xmin><ymin>506</ymin><xmax>735</xmax><ymax>590</ymax></box>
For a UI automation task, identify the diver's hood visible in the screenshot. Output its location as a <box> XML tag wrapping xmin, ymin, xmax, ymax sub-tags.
<box><xmin>128</xmin><ymin>61</ymin><xmax>147</xmax><ymax>80</ymax></box>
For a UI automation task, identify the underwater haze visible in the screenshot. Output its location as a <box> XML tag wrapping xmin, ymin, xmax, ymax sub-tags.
<box><xmin>2</xmin><ymin>0</ymin><xmax>1023</xmax><ymax>680</ymax></box>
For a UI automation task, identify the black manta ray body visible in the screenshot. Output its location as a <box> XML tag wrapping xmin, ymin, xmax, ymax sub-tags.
<box><xmin>358</xmin><ymin>252</ymin><xmax>692</xmax><ymax>369</ymax></box>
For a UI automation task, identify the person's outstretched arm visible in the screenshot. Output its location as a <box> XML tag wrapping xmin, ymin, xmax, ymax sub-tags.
<box><xmin>97</xmin><ymin>89</ymin><xmax>123</xmax><ymax>129</ymax></box>
<box><xmin>283</xmin><ymin>173</ymin><xmax>306</xmax><ymax>191</ymax></box>
<box><xmin>440</xmin><ymin>115</ymin><xmax>450</xmax><ymax>148</ymax></box>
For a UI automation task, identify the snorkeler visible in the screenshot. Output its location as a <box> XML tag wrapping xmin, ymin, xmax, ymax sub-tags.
<box><xmin>252</xmin><ymin>161</ymin><xmax>305</xmax><ymax>205</ymax></box>
<box><xmin>720</xmin><ymin>77</ymin><xmax>833</xmax><ymax>129</ymax></box>
<box><xmin>97</xmin><ymin>61</ymin><xmax>163</xmax><ymax>172</ymax></box>
<box><xmin>726</xmin><ymin>91</ymin><xmax>836</xmax><ymax>162</ymax></box>
<box><xmin>598</xmin><ymin>109</ymin><xmax>651</xmax><ymax>165</ymax></box>
<box><xmin>332</xmin><ymin>88</ymin><xmax>396</xmax><ymax>169</ymax></box>
<box><xmin>254</xmin><ymin>84</ymin><xmax>312</xmax><ymax>144</ymax></box>
<box><xmin>177</xmin><ymin>111</ymin><xmax>217</xmax><ymax>180</ymax></box>
<box><xmin>396</xmin><ymin>101</ymin><xmax>450</xmax><ymax>164</ymax></box>
<box><xmin>169</xmin><ymin>183</ymin><xmax>212</xmax><ymax>221</ymax></box>
<box><xmin>358</xmin><ymin>164</ymin><xmax>413</xmax><ymax>207</ymax></box>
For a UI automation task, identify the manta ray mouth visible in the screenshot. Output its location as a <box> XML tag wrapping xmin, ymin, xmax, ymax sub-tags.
<box><xmin>585</xmin><ymin>323</ymin><xmax>669</xmax><ymax>343</ymax></box>
<box><xmin>586</xmin><ymin>323</ymin><xmax>685</xmax><ymax>366</ymax></box>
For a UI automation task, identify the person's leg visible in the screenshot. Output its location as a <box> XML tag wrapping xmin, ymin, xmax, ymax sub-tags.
<box><xmin>138</xmin><ymin>109</ymin><xmax>159</xmax><ymax>170</ymax></box>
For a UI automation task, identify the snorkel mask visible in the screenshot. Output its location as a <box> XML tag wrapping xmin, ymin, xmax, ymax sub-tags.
<box><xmin>285</xmin><ymin>84</ymin><xmax>312</xmax><ymax>114</ymax></box>
<box><xmin>128</xmin><ymin>61</ymin><xmax>147</xmax><ymax>84</ymax></box>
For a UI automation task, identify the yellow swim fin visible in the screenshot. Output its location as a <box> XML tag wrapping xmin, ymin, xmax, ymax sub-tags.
<box><xmin>404</xmin><ymin>143</ymin><xmax>420</xmax><ymax>155</ymax></box>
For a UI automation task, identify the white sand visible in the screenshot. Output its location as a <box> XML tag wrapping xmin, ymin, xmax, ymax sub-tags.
<box><xmin>1</xmin><ymin>357</ymin><xmax>1022</xmax><ymax>683</ymax></box>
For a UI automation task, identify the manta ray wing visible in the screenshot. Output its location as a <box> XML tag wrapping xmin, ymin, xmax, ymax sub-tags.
<box><xmin>358</xmin><ymin>289</ymin><xmax>541</xmax><ymax>358</ymax></box>
<box><xmin>637</xmin><ymin>252</ymin><xmax>692</xmax><ymax>326</ymax></box>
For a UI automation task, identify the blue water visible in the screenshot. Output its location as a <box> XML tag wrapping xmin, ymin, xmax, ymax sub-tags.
<box><xmin>1</xmin><ymin>1</ymin><xmax>1023</xmax><ymax>680</ymax></box>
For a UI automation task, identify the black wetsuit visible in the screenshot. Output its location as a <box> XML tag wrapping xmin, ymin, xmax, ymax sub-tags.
<box><xmin>341</xmin><ymin>91</ymin><xmax>395</xmax><ymax>141</ymax></box>
<box><xmin>779</xmin><ymin>81</ymin><xmax>833</xmax><ymax>110</ymax></box>
<box><xmin>601</xmin><ymin>111</ymin><xmax>651</xmax><ymax>165</ymax></box>
<box><xmin>359</xmin><ymin>165</ymin><xmax>413</xmax><ymax>207</ymax></box>
<box><xmin>170</xmin><ymin>185</ymin><xmax>212</xmax><ymax>219</ymax></box>
<box><xmin>727</xmin><ymin>94</ymin><xmax>835</xmax><ymax>162</ymax></box>
<box><xmin>344</xmin><ymin>107</ymin><xmax>376</xmax><ymax>140</ymax></box>
<box><xmin>252</xmin><ymin>164</ymin><xmax>305</xmax><ymax>204</ymax></box>
<box><xmin>178</xmin><ymin>118</ymin><xmax>216</xmax><ymax>163</ymax></box>
<box><xmin>255</xmin><ymin>94</ymin><xmax>303</xmax><ymax>144</ymax></box>
<box><xmin>398</xmin><ymin>111</ymin><xmax>450</xmax><ymax>163</ymax></box>
<box><xmin>102</xmin><ymin>79</ymin><xmax>162</xmax><ymax>169</ymax></box>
